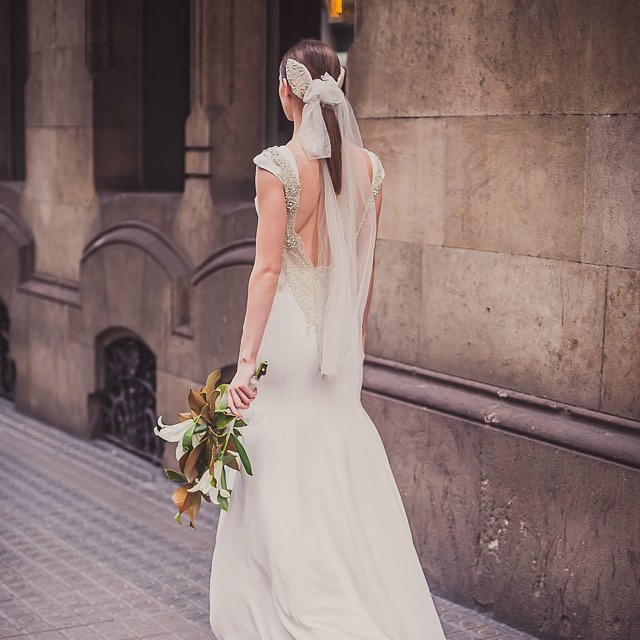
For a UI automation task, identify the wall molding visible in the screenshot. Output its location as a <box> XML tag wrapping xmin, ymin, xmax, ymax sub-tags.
<box><xmin>17</xmin><ymin>272</ymin><xmax>81</xmax><ymax>308</ymax></box>
<box><xmin>0</xmin><ymin>203</ymin><xmax>34</xmax><ymax>284</ymax></box>
<box><xmin>363</xmin><ymin>354</ymin><xmax>640</xmax><ymax>470</ymax></box>
<box><xmin>191</xmin><ymin>238</ymin><xmax>255</xmax><ymax>285</ymax></box>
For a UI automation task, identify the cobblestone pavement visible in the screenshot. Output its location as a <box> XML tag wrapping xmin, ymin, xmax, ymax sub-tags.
<box><xmin>0</xmin><ymin>398</ymin><xmax>540</xmax><ymax>640</ymax></box>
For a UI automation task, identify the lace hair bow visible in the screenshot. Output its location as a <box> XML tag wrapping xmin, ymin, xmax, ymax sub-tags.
<box><xmin>285</xmin><ymin>58</ymin><xmax>347</xmax><ymax>160</ymax></box>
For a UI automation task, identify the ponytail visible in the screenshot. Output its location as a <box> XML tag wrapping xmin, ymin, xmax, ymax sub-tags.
<box><xmin>321</xmin><ymin>104</ymin><xmax>343</xmax><ymax>194</ymax></box>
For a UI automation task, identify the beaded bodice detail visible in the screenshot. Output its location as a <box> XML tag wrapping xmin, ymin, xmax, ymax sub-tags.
<box><xmin>253</xmin><ymin>144</ymin><xmax>384</xmax><ymax>345</ymax></box>
<box><xmin>260</xmin><ymin>145</ymin><xmax>330</xmax><ymax>339</ymax></box>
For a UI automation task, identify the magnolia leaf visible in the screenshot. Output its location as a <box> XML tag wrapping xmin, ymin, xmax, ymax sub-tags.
<box><xmin>214</xmin><ymin>384</ymin><xmax>229</xmax><ymax>411</ymax></box>
<box><xmin>188</xmin><ymin>388</ymin><xmax>207</xmax><ymax>415</ymax></box>
<box><xmin>164</xmin><ymin>468</ymin><xmax>187</xmax><ymax>483</ymax></box>
<box><xmin>231</xmin><ymin>433</ymin><xmax>252</xmax><ymax>475</ymax></box>
<box><xmin>205</xmin><ymin>370</ymin><xmax>221</xmax><ymax>404</ymax></box>
<box><xmin>221</xmin><ymin>465</ymin><xmax>228</xmax><ymax>491</ymax></box>
<box><xmin>181</xmin><ymin>423</ymin><xmax>196</xmax><ymax>453</ymax></box>
<box><xmin>212</xmin><ymin>459</ymin><xmax>224</xmax><ymax>488</ymax></box>
<box><xmin>201</xmin><ymin>404</ymin><xmax>214</xmax><ymax>424</ymax></box>
<box><xmin>178</xmin><ymin>448</ymin><xmax>190</xmax><ymax>473</ymax></box>
<box><xmin>171</xmin><ymin>483</ymin><xmax>190</xmax><ymax>511</ymax></box>
<box><xmin>183</xmin><ymin>490</ymin><xmax>202</xmax><ymax>528</ymax></box>
<box><xmin>193</xmin><ymin>421</ymin><xmax>208</xmax><ymax>435</ymax></box>
<box><xmin>184</xmin><ymin>439</ymin><xmax>207</xmax><ymax>482</ymax></box>
<box><xmin>215</xmin><ymin>413</ymin><xmax>236</xmax><ymax>433</ymax></box>
<box><xmin>217</xmin><ymin>493</ymin><xmax>229</xmax><ymax>511</ymax></box>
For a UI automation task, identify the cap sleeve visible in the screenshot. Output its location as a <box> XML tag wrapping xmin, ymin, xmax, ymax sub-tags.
<box><xmin>252</xmin><ymin>146</ymin><xmax>284</xmax><ymax>183</ymax></box>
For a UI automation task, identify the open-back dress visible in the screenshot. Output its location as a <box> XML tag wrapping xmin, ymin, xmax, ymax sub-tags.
<box><xmin>209</xmin><ymin>144</ymin><xmax>447</xmax><ymax>640</ymax></box>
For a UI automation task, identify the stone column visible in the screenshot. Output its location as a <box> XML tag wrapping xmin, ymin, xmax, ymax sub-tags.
<box><xmin>21</xmin><ymin>0</ymin><xmax>98</xmax><ymax>284</ymax></box>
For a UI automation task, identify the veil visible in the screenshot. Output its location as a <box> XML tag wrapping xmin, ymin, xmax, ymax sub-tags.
<box><xmin>285</xmin><ymin>58</ymin><xmax>379</xmax><ymax>379</ymax></box>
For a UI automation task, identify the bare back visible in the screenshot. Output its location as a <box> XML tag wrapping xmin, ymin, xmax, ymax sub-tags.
<box><xmin>285</xmin><ymin>139</ymin><xmax>374</xmax><ymax>268</ymax></box>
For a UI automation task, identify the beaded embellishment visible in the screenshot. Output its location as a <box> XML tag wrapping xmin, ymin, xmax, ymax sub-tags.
<box><xmin>356</xmin><ymin>150</ymin><xmax>384</xmax><ymax>238</ymax></box>
<box><xmin>261</xmin><ymin>146</ymin><xmax>331</xmax><ymax>341</ymax></box>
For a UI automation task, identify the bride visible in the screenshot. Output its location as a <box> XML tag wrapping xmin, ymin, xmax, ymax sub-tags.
<box><xmin>209</xmin><ymin>38</ymin><xmax>447</xmax><ymax>640</ymax></box>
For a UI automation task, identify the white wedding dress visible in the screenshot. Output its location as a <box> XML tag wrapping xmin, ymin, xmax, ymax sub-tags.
<box><xmin>209</xmin><ymin>144</ymin><xmax>447</xmax><ymax>640</ymax></box>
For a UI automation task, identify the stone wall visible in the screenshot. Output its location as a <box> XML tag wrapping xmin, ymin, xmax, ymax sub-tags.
<box><xmin>350</xmin><ymin>0</ymin><xmax>639</xmax><ymax>420</ymax></box>
<box><xmin>348</xmin><ymin>2</ymin><xmax>640</xmax><ymax>638</ymax></box>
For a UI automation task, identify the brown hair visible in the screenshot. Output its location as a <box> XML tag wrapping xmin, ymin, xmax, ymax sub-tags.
<box><xmin>280</xmin><ymin>38</ymin><xmax>343</xmax><ymax>194</ymax></box>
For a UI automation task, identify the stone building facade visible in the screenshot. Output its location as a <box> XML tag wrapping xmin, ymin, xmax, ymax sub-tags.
<box><xmin>0</xmin><ymin>2</ymin><xmax>638</xmax><ymax>639</ymax></box>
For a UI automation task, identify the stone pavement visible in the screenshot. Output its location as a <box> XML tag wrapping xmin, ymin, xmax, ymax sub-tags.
<box><xmin>0</xmin><ymin>397</ymin><xmax>540</xmax><ymax>640</ymax></box>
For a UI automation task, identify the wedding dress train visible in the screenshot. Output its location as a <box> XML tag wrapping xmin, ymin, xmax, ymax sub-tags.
<box><xmin>209</xmin><ymin>144</ymin><xmax>447</xmax><ymax>640</ymax></box>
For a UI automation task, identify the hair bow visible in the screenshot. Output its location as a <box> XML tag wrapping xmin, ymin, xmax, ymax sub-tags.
<box><xmin>285</xmin><ymin>58</ymin><xmax>346</xmax><ymax>159</ymax></box>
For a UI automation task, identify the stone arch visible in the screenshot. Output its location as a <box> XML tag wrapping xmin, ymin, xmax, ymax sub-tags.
<box><xmin>81</xmin><ymin>220</ymin><xmax>192</xmax><ymax>335</ymax></box>
<box><xmin>191</xmin><ymin>238</ymin><xmax>255</xmax><ymax>286</ymax></box>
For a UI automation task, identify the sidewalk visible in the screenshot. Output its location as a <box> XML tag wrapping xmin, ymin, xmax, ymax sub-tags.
<box><xmin>0</xmin><ymin>397</ymin><xmax>539</xmax><ymax>640</ymax></box>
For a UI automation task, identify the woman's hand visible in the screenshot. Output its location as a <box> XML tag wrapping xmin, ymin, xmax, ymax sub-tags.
<box><xmin>227</xmin><ymin>361</ymin><xmax>258</xmax><ymax>419</ymax></box>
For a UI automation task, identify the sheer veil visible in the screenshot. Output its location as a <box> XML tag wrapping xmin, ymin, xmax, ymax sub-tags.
<box><xmin>285</xmin><ymin>58</ymin><xmax>378</xmax><ymax>379</ymax></box>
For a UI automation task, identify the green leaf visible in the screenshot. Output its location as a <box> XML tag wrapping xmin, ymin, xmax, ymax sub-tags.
<box><xmin>181</xmin><ymin>423</ymin><xmax>196</xmax><ymax>452</ymax></box>
<box><xmin>214</xmin><ymin>384</ymin><xmax>229</xmax><ymax>411</ymax></box>
<box><xmin>164</xmin><ymin>468</ymin><xmax>187</xmax><ymax>483</ymax></box>
<box><xmin>193</xmin><ymin>421</ymin><xmax>208</xmax><ymax>434</ymax></box>
<box><xmin>231</xmin><ymin>433</ymin><xmax>252</xmax><ymax>475</ymax></box>
<box><xmin>215</xmin><ymin>412</ymin><xmax>236</xmax><ymax>432</ymax></box>
<box><xmin>221</xmin><ymin>465</ymin><xmax>228</xmax><ymax>491</ymax></box>
<box><xmin>217</xmin><ymin>493</ymin><xmax>229</xmax><ymax>511</ymax></box>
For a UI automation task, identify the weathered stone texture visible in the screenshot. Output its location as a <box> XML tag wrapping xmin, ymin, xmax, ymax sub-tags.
<box><xmin>601</xmin><ymin>268</ymin><xmax>640</xmax><ymax>420</ymax></box>
<box><xmin>475</xmin><ymin>427</ymin><xmax>640</xmax><ymax>640</ymax></box>
<box><xmin>419</xmin><ymin>247</ymin><xmax>607</xmax><ymax>409</ymax></box>
<box><xmin>582</xmin><ymin>114</ymin><xmax>640</xmax><ymax>270</ymax></box>
<box><xmin>349</xmin><ymin>0</ymin><xmax>640</xmax><ymax>117</ymax></box>
<box><xmin>359</xmin><ymin>118</ymin><xmax>446</xmax><ymax>247</ymax></box>
<box><xmin>204</xmin><ymin>0</ymin><xmax>266</xmax><ymax>188</ymax></box>
<box><xmin>26</xmin><ymin>47</ymin><xmax>92</xmax><ymax>127</ymax></box>
<box><xmin>361</xmin><ymin>115</ymin><xmax>586</xmax><ymax>260</ymax></box>
<box><xmin>367</xmin><ymin>239</ymin><xmax>422</xmax><ymax>366</ymax></box>
<box><xmin>22</xmin><ymin>0</ymin><xmax>96</xmax><ymax>282</ymax></box>
<box><xmin>442</xmin><ymin>116</ymin><xmax>586</xmax><ymax>260</ymax></box>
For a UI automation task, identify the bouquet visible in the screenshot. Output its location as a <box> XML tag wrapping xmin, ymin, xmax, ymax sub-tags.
<box><xmin>154</xmin><ymin>361</ymin><xmax>268</xmax><ymax>527</ymax></box>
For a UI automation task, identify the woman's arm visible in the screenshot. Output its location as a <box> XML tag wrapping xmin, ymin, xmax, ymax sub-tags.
<box><xmin>362</xmin><ymin>183</ymin><xmax>383</xmax><ymax>350</ymax></box>
<box><xmin>227</xmin><ymin>167</ymin><xmax>288</xmax><ymax>417</ymax></box>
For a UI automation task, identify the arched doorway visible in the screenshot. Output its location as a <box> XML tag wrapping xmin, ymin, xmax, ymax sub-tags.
<box><xmin>92</xmin><ymin>332</ymin><xmax>162</xmax><ymax>463</ymax></box>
